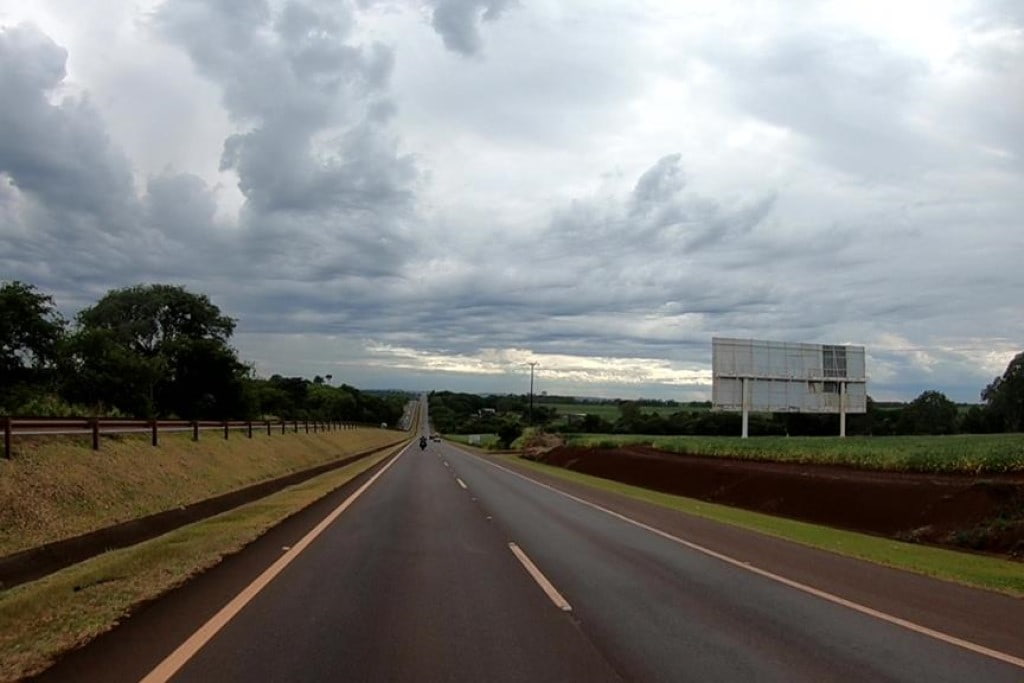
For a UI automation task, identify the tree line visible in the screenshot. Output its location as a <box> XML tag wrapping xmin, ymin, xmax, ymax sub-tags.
<box><xmin>429</xmin><ymin>355</ymin><xmax>1024</xmax><ymax>437</ymax></box>
<box><xmin>0</xmin><ymin>281</ymin><xmax>407</xmax><ymax>425</ymax></box>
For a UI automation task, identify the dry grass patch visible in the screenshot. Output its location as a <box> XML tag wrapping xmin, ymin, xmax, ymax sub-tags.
<box><xmin>0</xmin><ymin>445</ymin><xmax>403</xmax><ymax>682</ymax></box>
<box><xmin>0</xmin><ymin>428</ymin><xmax>403</xmax><ymax>557</ymax></box>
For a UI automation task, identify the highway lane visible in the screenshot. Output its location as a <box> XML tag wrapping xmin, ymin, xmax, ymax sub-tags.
<box><xmin>435</xmin><ymin>441</ymin><xmax>1023</xmax><ymax>682</ymax></box>
<box><xmin>35</xmin><ymin>401</ymin><xmax>1024</xmax><ymax>682</ymax></box>
<box><xmin>154</xmin><ymin>439</ymin><xmax>622</xmax><ymax>682</ymax></box>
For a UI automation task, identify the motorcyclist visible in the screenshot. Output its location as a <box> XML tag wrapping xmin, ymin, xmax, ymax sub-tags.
<box><xmin>419</xmin><ymin>435</ymin><xmax>427</xmax><ymax>449</ymax></box>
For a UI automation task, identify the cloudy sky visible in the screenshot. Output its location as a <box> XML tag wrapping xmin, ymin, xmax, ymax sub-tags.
<box><xmin>1</xmin><ymin>0</ymin><xmax>1021</xmax><ymax>402</ymax></box>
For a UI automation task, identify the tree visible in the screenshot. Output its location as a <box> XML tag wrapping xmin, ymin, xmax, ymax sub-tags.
<box><xmin>982</xmin><ymin>352</ymin><xmax>1024</xmax><ymax>432</ymax></box>
<box><xmin>158</xmin><ymin>338</ymin><xmax>249</xmax><ymax>419</ymax></box>
<box><xmin>898</xmin><ymin>390</ymin><xmax>959</xmax><ymax>435</ymax></box>
<box><xmin>67</xmin><ymin>284</ymin><xmax>243</xmax><ymax>418</ymax></box>
<box><xmin>64</xmin><ymin>327</ymin><xmax>168</xmax><ymax>416</ymax></box>
<box><xmin>76</xmin><ymin>284</ymin><xmax>234</xmax><ymax>354</ymax></box>
<box><xmin>496</xmin><ymin>419</ymin><xmax>523</xmax><ymax>449</ymax></box>
<box><xmin>961</xmin><ymin>404</ymin><xmax>1001</xmax><ymax>434</ymax></box>
<box><xmin>0</xmin><ymin>281</ymin><xmax>66</xmax><ymax>409</ymax></box>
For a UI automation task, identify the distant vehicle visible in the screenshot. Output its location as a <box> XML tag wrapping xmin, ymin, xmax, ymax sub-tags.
<box><xmin>419</xmin><ymin>436</ymin><xmax>427</xmax><ymax>449</ymax></box>
<box><xmin>431</xmin><ymin>434</ymin><xmax>441</xmax><ymax>442</ymax></box>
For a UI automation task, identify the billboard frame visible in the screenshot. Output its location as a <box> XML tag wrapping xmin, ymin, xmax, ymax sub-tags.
<box><xmin>712</xmin><ymin>338</ymin><xmax>867</xmax><ymax>438</ymax></box>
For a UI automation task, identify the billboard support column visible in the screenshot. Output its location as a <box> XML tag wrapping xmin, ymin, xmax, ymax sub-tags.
<box><xmin>741</xmin><ymin>377</ymin><xmax>749</xmax><ymax>439</ymax></box>
<box><xmin>839</xmin><ymin>381</ymin><xmax>847</xmax><ymax>438</ymax></box>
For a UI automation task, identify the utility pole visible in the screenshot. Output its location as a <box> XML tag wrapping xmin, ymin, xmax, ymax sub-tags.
<box><xmin>527</xmin><ymin>361</ymin><xmax>538</xmax><ymax>425</ymax></box>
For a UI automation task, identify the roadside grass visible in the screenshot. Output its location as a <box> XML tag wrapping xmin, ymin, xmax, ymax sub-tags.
<box><xmin>0</xmin><ymin>445</ymin><xmax>404</xmax><ymax>683</ymax></box>
<box><xmin>0</xmin><ymin>428</ymin><xmax>405</xmax><ymax>557</ymax></box>
<box><xmin>563</xmin><ymin>432</ymin><xmax>1024</xmax><ymax>473</ymax></box>
<box><xmin>501</xmin><ymin>456</ymin><xmax>1024</xmax><ymax>597</ymax></box>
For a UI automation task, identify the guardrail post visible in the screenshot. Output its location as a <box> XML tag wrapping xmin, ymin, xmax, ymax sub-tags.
<box><xmin>293</xmin><ymin>420</ymin><xmax>298</xmax><ymax>434</ymax></box>
<box><xmin>281</xmin><ymin>420</ymin><xmax>286</xmax><ymax>435</ymax></box>
<box><xmin>192</xmin><ymin>421</ymin><xmax>199</xmax><ymax>441</ymax></box>
<box><xmin>91</xmin><ymin>418</ymin><xmax>100</xmax><ymax>450</ymax></box>
<box><xmin>223</xmin><ymin>421</ymin><xmax>229</xmax><ymax>439</ymax></box>
<box><xmin>266</xmin><ymin>420</ymin><xmax>271</xmax><ymax>436</ymax></box>
<box><xmin>3</xmin><ymin>417</ymin><xmax>11</xmax><ymax>459</ymax></box>
<box><xmin>151</xmin><ymin>420</ymin><xmax>158</xmax><ymax>447</ymax></box>
<box><xmin>304</xmin><ymin>420</ymin><xmax>309</xmax><ymax>433</ymax></box>
<box><xmin>247</xmin><ymin>421</ymin><xmax>253</xmax><ymax>438</ymax></box>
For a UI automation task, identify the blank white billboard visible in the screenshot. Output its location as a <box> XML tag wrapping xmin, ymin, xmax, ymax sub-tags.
<box><xmin>712</xmin><ymin>338</ymin><xmax>867</xmax><ymax>414</ymax></box>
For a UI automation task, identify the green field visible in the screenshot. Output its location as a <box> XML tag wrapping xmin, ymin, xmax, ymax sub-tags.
<box><xmin>445</xmin><ymin>433</ymin><xmax>501</xmax><ymax>448</ymax></box>
<box><xmin>562</xmin><ymin>433</ymin><xmax>1024</xmax><ymax>473</ymax></box>
<box><xmin>541</xmin><ymin>402</ymin><xmax>703</xmax><ymax>420</ymax></box>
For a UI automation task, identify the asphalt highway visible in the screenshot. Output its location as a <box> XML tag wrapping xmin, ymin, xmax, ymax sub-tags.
<box><xmin>37</xmin><ymin>403</ymin><xmax>1024</xmax><ymax>682</ymax></box>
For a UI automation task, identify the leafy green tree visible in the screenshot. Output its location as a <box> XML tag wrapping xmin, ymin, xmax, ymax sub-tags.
<box><xmin>982</xmin><ymin>352</ymin><xmax>1024</xmax><ymax>432</ymax></box>
<box><xmin>0</xmin><ymin>281</ymin><xmax>66</xmax><ymax>410</ymax></box>
<box><xmin>898</xmin><ymin>390</ymin><xmax>959</xmax><ymax>435</ymax></box>
<box><xmin>961</xmin><ymin>404</ymin><xmax>1001</xmax><ymax>434</ymax></box>
<box><xmin>580</xmin><ymin>413</ymin><xmax>614</xmax><ymax>433</ymax></box>
<box><xmin>306</xmin><ymin>382</ymin><xmax>357</xmax><ymax>420</ymax></box>
<box><xmin>158</xmin><ymin>338</ymin><xmax>249</xmax><ymax>419</ymax></box>
<box><xmin>66</xmin><ymin>284</ymin><xmax>243</xmax><ymax>418</ymax></box>
<box><xmin>496</xmin><ymin>419</ymin><xmax>523</xmax><ymax>448</ymax></box>
<box><xmin>64</xmin><ymin>327</ymin><xmax>167</xmax><ymax>416</ymax></box>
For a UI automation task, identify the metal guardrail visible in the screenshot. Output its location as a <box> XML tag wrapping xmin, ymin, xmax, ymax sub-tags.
<box><xmin>0</xmin><ymin>417</ymin><xmax>389</xmax><ymax>459</ymax></box>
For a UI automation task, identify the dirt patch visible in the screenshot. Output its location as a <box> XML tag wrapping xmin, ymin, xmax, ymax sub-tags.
<box><xmin>520</xmin><ymin>432</ymin><xmax>565</xmax><ymax>460</ymax></box>
<box><xmin>534</xmin><ymin>446</ymin><xmax>1024</xmax><ymax>558</ymax></box>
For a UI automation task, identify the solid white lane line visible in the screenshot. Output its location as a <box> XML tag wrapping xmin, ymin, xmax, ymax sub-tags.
<box><xmin>474</xmin><ymin>454</ymin><xmax>1024</xmax><ymax>670</ymax></box>
<box><xmin>140</xmin><ymin>446</ymin><xmax>409</xmax><ymax>683</ymax></box>
<box><xmin>508</xmin><ymin>542</ymin><xmax>572</xmax><ymax>612</ymax></box>
<box><xmin>456</xmin><ymin>477</ymin><xmax>468</xmax><ymax>490</ymax></box>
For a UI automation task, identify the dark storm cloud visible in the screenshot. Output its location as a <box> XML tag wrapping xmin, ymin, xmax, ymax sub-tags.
<box><xmin>428</xmin><ymin>0</ymin><xmax>515</xmax><ymax>56</ymax></box>
<box><xmin>1</xmin><ymin>4</ymin><xmax>418</xmax><ymax>324</ymax></box>
<box><xmin>0</xmin><ymin>23</ymin><xmax>231</xmax><ymax>300</ymax></box>
<box><xmin>631</xmin><ymin>153</ymin><xmax>685</xmax><ymax>209</ymax></box>
<box><xmin>546</xmin><ymin>154</ymin><xmax>776</xmax><ymax>261</ymax></box>
<box><xmin>156</xmin><ymin>0</ymin><xmax>410</xmax><ymax>218</ymax></box>
<box><xmin>0</xmin><ymin>23</ymin><xmax>152</xmax><ymax>303</ymax></box>
<box><xmin>0</xmin><ymin>25</ymin><xmax>138</xmax><ymax>230</ymax></box>
<box><xmin>152</xmin><ymin>0</ymin><xmax>417</xmax><ymax>284</ymax></box>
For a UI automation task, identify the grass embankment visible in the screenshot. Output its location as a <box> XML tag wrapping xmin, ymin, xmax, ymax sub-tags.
<box><xmin>503</xmin><ymin>456</ymin><xmax>1024</xmax><ymax>596</ymax></box>
<box><xmin>0</xmin><ymin>428</ymin><xmax>405</xmax><ymax>557</ymax></box>
<box><xmin>563</xmin><ymin>433</ymin><xmax>1024</xmax><ymax>473</ymax></box>
<box><xmin>0</xmin><ymin>445</ymin><xmax>405</xmax><ymax>682</ymax></box>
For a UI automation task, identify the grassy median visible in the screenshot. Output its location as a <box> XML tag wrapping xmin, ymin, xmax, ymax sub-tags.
<box><xmin>0</xmin><ymin>444</ymin><xmax>405</xmax><ymax>682</ymax></box>
<box><xmin>502</xmin><ymin>455</ymin><xmax>1024</xmax><ymax>597</ymax></box>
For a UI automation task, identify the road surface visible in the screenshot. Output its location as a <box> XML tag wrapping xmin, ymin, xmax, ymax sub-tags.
<box><xmin>37</xmin><ymin>404</ymin><xmax>1024</xmax><ymax>682</ymax></box>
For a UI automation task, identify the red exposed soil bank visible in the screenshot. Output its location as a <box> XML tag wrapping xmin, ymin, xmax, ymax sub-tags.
<box><xmin>533</xmin><ymin>446</ymin><xmax>1024</xmax><ymax>557</ymax></box>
